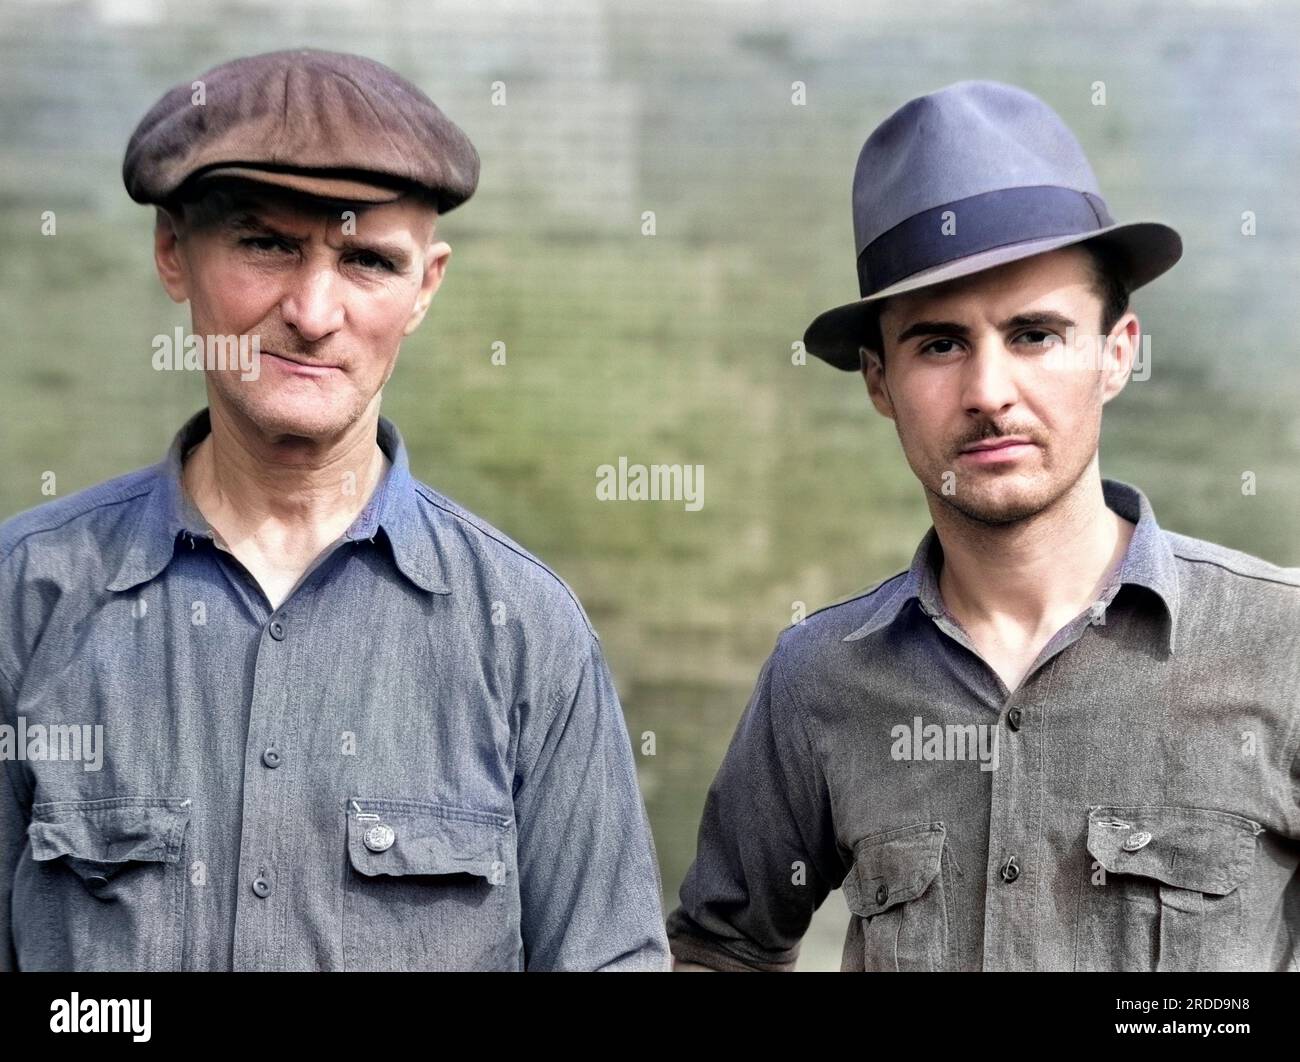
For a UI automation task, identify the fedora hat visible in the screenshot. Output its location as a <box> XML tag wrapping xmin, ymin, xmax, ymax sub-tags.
<box><xmin>803</xmin><ymin>80</ymin><xmax>1183</xmax><ymax>370</ymax></box>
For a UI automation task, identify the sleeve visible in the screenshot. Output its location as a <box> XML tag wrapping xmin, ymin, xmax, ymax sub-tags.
<box><xmin>1</xmin><ymin>665</ymin><xmax>26</xmax><ymax>972</ymax></box>
<box><xmin>513</xmin><ymin>632</ymin><xmax>670</xmax><ymax>971</ymax></box>
<box><xmin>665</xmin><ymin>640</ymin><xmax>846</xmax><ymax>971</ymax></box>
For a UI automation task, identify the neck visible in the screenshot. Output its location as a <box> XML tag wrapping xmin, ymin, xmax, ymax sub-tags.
<box><xmin>929</xmin><ymin>463</ymin><xmax>1134</xmax><ymax>633</ymax></box>
<box><xmin>182</xmin><ymin>398</ymin><xmax>389</xmax><ymax>551</ymax></box>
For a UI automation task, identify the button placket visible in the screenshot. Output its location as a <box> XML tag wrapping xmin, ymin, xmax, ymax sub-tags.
<box><xmin>232</xmin><ymin>605</ymin><xmax>299</xmax><ymax>970</ymax></box>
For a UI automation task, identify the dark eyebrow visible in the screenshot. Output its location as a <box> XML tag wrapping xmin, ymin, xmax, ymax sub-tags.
<box><xmin>895</xmin><ymin>311</ymin><xmax>1078</xmax><ymax>346</ymax></box>
<box><xmin>226</xmin><ymin>211</ymin><xmax>412</xmax><ymax>270</ymax></box>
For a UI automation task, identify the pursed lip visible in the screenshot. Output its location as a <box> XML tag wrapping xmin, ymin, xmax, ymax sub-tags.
<box><xmin>959</xmin><ymin>436</ymin><xmax>1033</xmax><ymax>454</ymax></box>
<box><xmin>264</xmin><ymin>350</ymin><xmax>343</xmax><ymax>373</ymax></box>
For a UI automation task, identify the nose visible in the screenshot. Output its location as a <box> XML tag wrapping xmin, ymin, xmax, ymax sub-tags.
<box><xmin>960</xmin><ymin>338</ymin><xmax>1020</xmax><ymax>418</ymax></box>
<box><xmin>279</xmin><ymin>263</ymin><xmax>344</xmax><ymax>343</ymax></box>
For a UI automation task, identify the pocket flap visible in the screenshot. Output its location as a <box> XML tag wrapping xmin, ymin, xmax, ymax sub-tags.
<box><xmin>1085</xmin><ymin>805</ymin><xmax>1262</xmax><ymax>895</ymax></box>
<box><xmin>345</xmin><ymin>797</ymin><xmax>511</xmax><ymax>881</ymax></box>
<box><xmin>27</xmin><ymin>797</ymin><xmax>193</xmax><ymax>879</ymax></box>
<box><xmin>842</xmin><ymin>821</ymin><xmax>945</xmax><ymax>917</ymax></box>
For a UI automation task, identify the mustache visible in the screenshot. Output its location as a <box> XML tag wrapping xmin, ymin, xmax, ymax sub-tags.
<box><xmin>957</xmin><ymin>426</ymin><xmax>1038</xmax><ymax>448</ymax></box>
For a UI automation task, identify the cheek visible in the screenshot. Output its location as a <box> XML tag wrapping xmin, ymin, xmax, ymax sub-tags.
<box><xmin>353</xmin><ymin>283</ymin><xmax>421</xmax><ymax>342</ymax></box>
<box><xmin>192</xmin><ymin>264</ymin><xmax>283</xmax><ymax>331</ymax></box>
<box><xmin>1045</xmin><ymin>368</ymin><xmax>1105</xmax><ymax>430</ymax></box>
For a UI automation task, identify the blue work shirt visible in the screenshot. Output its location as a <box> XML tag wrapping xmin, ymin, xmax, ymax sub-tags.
<box><xmin>0</xmin><ymin>407</ymin><xmax>669</xmax><ymax>971</ymax></box>
<box><xmin>667</xmin><ymin>478</ymin><xmax>1300</xmax><ymax>970</ymax></box>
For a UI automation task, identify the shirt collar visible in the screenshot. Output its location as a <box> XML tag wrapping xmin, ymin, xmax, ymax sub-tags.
<box><xmin>106</xmin><ymin>407</ymin><xmax>451</xmax><ymax>595</ymax></box>
<box><xmin>842</xmin><ymin>478</ymin><xmax>1180</xmax><ymax>654</ymax></box>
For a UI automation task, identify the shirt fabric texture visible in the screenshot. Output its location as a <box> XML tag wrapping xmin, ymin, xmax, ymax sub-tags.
<box><xmin>666</xmin><ymin>478</ymin><xmax>1300</xmax><ymax>971</ymax></box>
<box><xmin>0</xmin><ymin>407</ymin><xmax>670</xmax><ymax>971</ymax></box>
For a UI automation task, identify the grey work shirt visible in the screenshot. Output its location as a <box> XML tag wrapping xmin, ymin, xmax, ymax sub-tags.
<box><xmin>0</xmin><ymin>407</ymin><xmax>670</xmax><ymax>971</ymax></box>
<box><xmin>666</xmin><ymin>478</ymin><xmax>1300</xmax><ymax>971</ymax></box>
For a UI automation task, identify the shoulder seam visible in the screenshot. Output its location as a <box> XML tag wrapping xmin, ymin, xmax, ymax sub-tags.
<box><xmin>411</xmin><ymin>482</ymin><xmax>595</xmax><ymax>636</ymax></box>
<box><xmin>1170</xmin><ymin>549</ymin><xmax>1300</xmax><ymax>590</ymax></box>
<box><xmin>0</xmin><ymin>478</ymin><xmax>156</xmax><ymax>563</ymax></box>
<box><xmin>792</xmin><ymin>569</ymin><xmax>908</xmax><ymax>628</ymax></box>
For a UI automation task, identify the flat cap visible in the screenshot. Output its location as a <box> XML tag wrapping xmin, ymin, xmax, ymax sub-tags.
<box><xmin>122</xmin><ymin>48</ymin><xmax>479</xmax><ymax>211</ymax></box>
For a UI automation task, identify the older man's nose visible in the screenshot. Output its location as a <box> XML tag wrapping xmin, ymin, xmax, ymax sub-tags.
<box><xmin>280</xmin><ymin>266</ymin><xmax>345</xmax><ymax>342</ymax></box>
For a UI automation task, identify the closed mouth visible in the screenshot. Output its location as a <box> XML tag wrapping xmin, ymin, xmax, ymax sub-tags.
<box><xmin>960</xmin><ymin>437</ymin><xmax>1033</xmax><ymax>454</ymax></box>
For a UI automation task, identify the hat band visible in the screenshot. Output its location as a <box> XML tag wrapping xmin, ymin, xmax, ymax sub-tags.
<box><xmin>857</xmin><ymin>185</ymin><xmax>1114</xmax><ymax>296</ymax></box>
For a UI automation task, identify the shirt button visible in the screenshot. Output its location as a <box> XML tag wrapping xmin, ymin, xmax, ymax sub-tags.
<box><xmin>1122</xmin><ymin>830</ymin><xmax>1153</xmax><ymax>852</ymax></box>
<box><xmin>1000</xmin><ymin>855</ymin><xmax>1020</xmax><ymax>883</ymax></box>
<box><xmin>269</xmin><ymin>618</ymin><xmax>286</xmax><ymax>640</ymax></box>
<box><xmin>252</xmin><ymin>876</ymin><xmax>272</xmax><ymax>898</ymax></box>
<box><xmin>262</xmin><ymin>747</ymin><xmax>282</xmax><ymax>769</ymax></box>
<box><xmin>1007</xmin><ymin>707</ymin><xmax>1023</xmax><ymax>731</ymax></box>
<box><xmin>364</xmin><ymin>824</ymin><xmax>396</xmax><ymax>853</ymax></box>
<box><xmin>874</xmin><ymin>883</ymin><xmax>889</xmax><ymax>905</ymax></box>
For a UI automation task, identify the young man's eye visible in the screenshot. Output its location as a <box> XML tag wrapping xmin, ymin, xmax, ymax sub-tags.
<box><xmin>920</xmin><ymin>339</ymin><xmax>961</xmax><ymax>357</ymax></box>
<box><xmin>1017</xmin><ymin>329</ymin><xmax>1061</xmax><ymax>347</ymax></box>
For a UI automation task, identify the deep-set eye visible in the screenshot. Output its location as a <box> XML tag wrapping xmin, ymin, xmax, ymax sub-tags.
<box><xmin>1017</xmin><ymin>329</ymin><xmax>1061</xmax><ymax>348</ymax></box>
<box><xmin>350</xmin><ymin>251</ymin><xmax>395</xmax><ymax>272</ymax></box>
<box><xmin>240</xmin><ymin>236</ymin><xmax>294</xmax><ymax>255</ymax></box>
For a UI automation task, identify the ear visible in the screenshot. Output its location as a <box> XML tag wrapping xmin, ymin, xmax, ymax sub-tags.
<box><xmin>403</xmin><ymin>238</ymin><xmax>452</xmax><ymax>336</ymax></box>
<box><xmin>153</xmin><ymin>207</ymin><xmax>191</xmax><ymax>304</ymax></box>
<box><xmin>862</xmin><ymin>347</ymin><xmax>896</xmax><ymax>420</ymax></box>
<box><xmin>1099</xmin><ymin>310</ymin><xmax>1141</xmax><ymax>405</ymax></box>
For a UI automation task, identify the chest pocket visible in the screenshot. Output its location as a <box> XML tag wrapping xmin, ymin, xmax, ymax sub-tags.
<box><xmin>840</xmin><ymin>821</ymin><xmax>958</xmax><ymax>971</ymax></box>
<box><xmin>343</xmin><ymin>797</ymin><xmax>518</xmax><ymax>971</ymax></box>
<box><xmin>1076</xmin><ymin>805</ymin><xmax>1262</xmax><ymax>971</ymax></box>
<box><xmin>18</xmin><ymin>796</ymin><xmax>193</xmax><ymax>971</ymax></box>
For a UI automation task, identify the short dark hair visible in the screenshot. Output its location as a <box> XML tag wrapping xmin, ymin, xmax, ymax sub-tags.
<box><xmin>860</xmin><ymin>240</ymin><xmax>1131</xmax><ymax>368</ymax></box>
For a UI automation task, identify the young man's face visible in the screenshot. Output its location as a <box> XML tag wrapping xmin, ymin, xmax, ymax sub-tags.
<box><xmin>863</xmin><ymin>245</ymin><xmax>1139</xmax><ymax>525</ymax></box>
<box><xmin>154</xmin><ymin>182</ymin><xmax>451</xmax><ymax>441</ymax></box>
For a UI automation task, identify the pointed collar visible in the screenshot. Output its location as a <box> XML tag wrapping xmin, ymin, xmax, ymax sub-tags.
<box><xmin>842</xmin><ymin>478</ymin><xmax>1180</xmax><ymax>654</ymax></box>
<box><xmin>107</xmin><ymin>408</ymin><xmax>451</xmax><ymax>595</ymax></box>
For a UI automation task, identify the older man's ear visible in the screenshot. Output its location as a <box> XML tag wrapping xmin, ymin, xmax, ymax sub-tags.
<box><xmin>402</xmin><ymin>235</ymin><xmax>452</xmax><ymax>337</ymax></box>
<box><xmin>152</xmin><ymin>206</ymin><xmax>191</xmax><ymax>305</ymax></box>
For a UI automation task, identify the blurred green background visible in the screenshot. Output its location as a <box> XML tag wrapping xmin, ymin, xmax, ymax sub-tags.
<box><xmin>1</xmin><ymin>0</ymin><xmax>1297</xmax><ymax>969</ymax></box>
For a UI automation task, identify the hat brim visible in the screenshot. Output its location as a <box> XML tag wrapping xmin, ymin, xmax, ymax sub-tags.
<box><xmin>187</xmin><ymin>165</ymin><xmax>408</xmax><ymax>205</ymax></box>
<box><xmin>803</xmin><ymin>221</ymin><xmax>1183</xmax><ymax>370</ymax></box>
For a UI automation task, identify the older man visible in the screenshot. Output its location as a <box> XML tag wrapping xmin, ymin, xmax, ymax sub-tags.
<box><xmin>0</xmin><ymin>48</ymin><xmax>669</xmax><ymax>971</ymax></box>
<box><xmin>667</xmin><ymin>80</ymin><xmax>1300</xmax><ymax>971</ymax></box>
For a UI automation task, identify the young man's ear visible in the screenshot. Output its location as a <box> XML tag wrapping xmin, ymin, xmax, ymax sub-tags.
<box><xmin>153</xmin><ymin>206</ymin><xmax>191</xmax><ymax>304</ymax></box>
<box><xmin>862</xmin><ymin>345</ymin><xmax>896</xmax><ymax>421</ymax></box>
<box><xmin>1099</xmin><ymin>309</ymin><xmax>1142</xmax><ymax>405</ymax></box>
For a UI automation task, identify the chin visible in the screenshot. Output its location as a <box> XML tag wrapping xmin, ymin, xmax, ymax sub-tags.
<box><xmin>224</xmin><ymin>387</ymin><xmax>362</xmax><ymax>442</ymax></box>
<box><xmin>942</xmin><ymin>475</ymin><xmax>1053</xmax><ymax>526</ymax></box>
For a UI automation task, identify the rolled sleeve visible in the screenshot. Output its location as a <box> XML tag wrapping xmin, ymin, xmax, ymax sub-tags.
<box><xmin>514</xmin><ymin>632</ymin><xmax>670</xmax><ymax>970</ymax></box>
<box><xmin>666</xmin><ymin>637</ymin><xmax>845</xmax><ymax>971</ymax></box>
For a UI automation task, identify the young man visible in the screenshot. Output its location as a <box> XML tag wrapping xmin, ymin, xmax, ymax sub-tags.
<box><xmin>666</xmin><ymin>80</ymin><xmax>1300</xmax><ymax>971</ymax></box>
<box><xmin>0</xmin><ymin>49</ymin><xmax>669</xmax><ymax>971</ymax></box>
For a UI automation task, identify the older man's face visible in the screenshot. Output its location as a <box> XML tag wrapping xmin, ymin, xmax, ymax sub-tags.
<box><xmin>155</xmin><ymin>183</ymin><xmax>450</xmax><ymax>441</ymax></box>
<box><xmin>863</xmin><ymin>245</ymin><xmax>1139</xmax><ymax>525</ymax></box>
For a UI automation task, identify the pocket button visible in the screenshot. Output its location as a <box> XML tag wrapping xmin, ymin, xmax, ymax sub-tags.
<box><xmin>875</xmin><ymin>883</ymin><xmax>889</xmax><ymax>905</ymax></box>
<box><xmin>1122</xmin><ymin>830</ymin><xmax>1153</xmax><ymax>852</ymax></box>
<box><xmin>364</xmin><ymin>824</ymin><xmax>396</xmax><ymax>853</ymax></box>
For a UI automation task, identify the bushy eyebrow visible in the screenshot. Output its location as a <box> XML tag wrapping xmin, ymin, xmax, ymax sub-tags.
<box><xmin>226</xmin><ymin>211</ymin><xmax>412</xmax><ymax>270</ymax></box>
<box><xmin>895</xmin><ymin>311</ymin><xmax>1078</xmax><ymax>346</ymax></box>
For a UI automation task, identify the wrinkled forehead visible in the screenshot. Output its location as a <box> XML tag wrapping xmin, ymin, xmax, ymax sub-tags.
<box><xmin>174</xmin><ymin>177</ymin><xmax>439</xmax><ymax>243</ymax></box>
